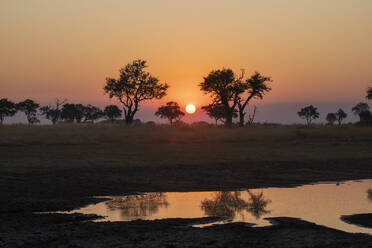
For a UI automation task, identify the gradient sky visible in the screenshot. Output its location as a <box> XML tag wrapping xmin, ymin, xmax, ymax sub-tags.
<box><xmin>1</xmin><ymin>0</ymin><xmax>371</xmax><ymax>123</ymax></box>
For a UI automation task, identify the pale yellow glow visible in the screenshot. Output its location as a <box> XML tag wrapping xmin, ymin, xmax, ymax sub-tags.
<box><xmin>185</xmin><ymin>104</ymin><xmax>196</xmax><ymax>114</ymax></box>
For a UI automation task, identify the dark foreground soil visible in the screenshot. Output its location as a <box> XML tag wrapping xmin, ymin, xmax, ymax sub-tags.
<box><xmin>2</xmin><ymin>213</ymin><xmax>372</xmax><ymax>248</ymax></box>
<box><xmin>2</xmin><ymin>158</ymin><xmax>372</xmax><ymax>247</ymax></box>
<box><xmin>342</xmin><ymin>214</ymin><xmax>372</xmax><ymax>229</ymax></box>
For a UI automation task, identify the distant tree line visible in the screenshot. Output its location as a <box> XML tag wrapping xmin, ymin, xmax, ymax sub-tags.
<box><xmin>0</xmin><ymin>98</ymin><xmax>124</xmax><ymax>125</ymax></box>
<box><xmin>1</xmin><ymin>59</ymin><xmax>371</xmax><ymax>126</ymax></box>
<box><xmin>297</xmin><ymin>86</ymin><xmax>372</xmax><ymax>127</ymax></box>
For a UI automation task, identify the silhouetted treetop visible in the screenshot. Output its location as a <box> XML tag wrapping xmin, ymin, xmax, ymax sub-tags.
<box><xmin>352</xmin><ymin>102</ymin><xmax>369</xmax><ymax>115</ymax></box>
<box><xmin>0</xmin><ymin>98</ymin><xmax>17</xmax><ymax>125</ymax></box>
<box><xmin>104</xmin><ymin>59</ymin><xmax>169</xmax><ymax>124</ymax></box>
<box><xmin>40</xmin><ymin>98</ymin><xmax>67</xmax><ymax>124</ymax></box>
<box><xmin>367</xmin><ymin>87</ymin><xmax>372</xmax><ymax>100</ymax></box>
<box><xmin>201</xmin><ymin>103</ymin><xmax>237</xmax><ymax>125</ymax></box>
<box><xmin>17</xmin><ymin>99</ymin><xmax>40</xmax><ymax>125</ymax></box>
<box><xmin>298</xmin><ymin>105</ymin><xmax>319</xmax><ymax>126</ymax></box>
<box><xmin>104</xmin><ymin>105</ymin><xmax>122</xmax><ymax>123</ymax></box>
<box><xmin>155</xmin><ymin>101</ymin><xmax>185</xmax><ymax>124</ymax></box>
<box><xmin>335</xmin><ymin>109</ymin><xmax>347</xmax><ymax>125</ymax></box>
<box><xmin>82</xmin><ymin>105</ymin><xmax>104</xmax><ymax>123</ymax></box>
<box><xmin>237</xmin><ymin>71</ymin><xmax>272</xmax><ymax>126</ymax></box>
<box><xmin>326</xmin><ymin>113</ymin><xmax>337</xmax><ymax>125</ymax></box>
<box><xmin>200</xmin><ymin>68</ymin><xmax>241</xmax><ymax>126</ymax></box>
<box><xmin>61</xmin><ymin>103</ymin><xmax>84</xmax><ymax>123</ymax></box>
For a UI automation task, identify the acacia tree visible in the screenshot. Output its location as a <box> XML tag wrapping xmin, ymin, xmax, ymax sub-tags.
<box><xmin>104</xmin><ymin>105</ymin><xmax>122</xmax><ymax>123</ymax></box>
<box><xmin>104</xmin><ymin>60</ymin><xmax>169</xmax><ymax>124</ymax></box>
<box><xmin>61</xmin><ymin>103</ymin><xmax>84</xmax><ymax>123</ymax></box>
<box><xmin>237</xmin><ymin>71</ymin><xmax>272</xmax><ymax>126</ymax></box>
<box><xmin>298</xmin><ymin>105</ymin><xmax>319</xmax><ymax>126</ymax></box>
<box><xmin>335</xmin><ymin>108</ymin><xmax>347</xmax><ymax>125</ymax></box>
<box><xmin>17</xmin><ymin>99</ymin><xmax>40</xmax><ymax>125</ymax></box>
<box><xmin>82</xmin><ymin>105</ymin><xmax>104</xmax><ymax>123</ymax></box>
<box><xmin>201</xmin><ymin>103</ymin><xmax>237</xmax><ymax>125</ymax></box>
<box><xmin>0</xmin><ymin>98</ymin><xmax>17</xmax><ymax>125</ymax></box>
<box><xmin>39</xmin><ymin>98</ymin><xmax>67</xmax><ymax>124</ymax></box>
<box><xmin>326</xmin><ymin>113</ymin><xmax>337</xmax><ymax>125</ymax></box>
<box><xmin>199</xmin><ymin>69</ymin><xmax>240</xmax><ymax>126</ymax></box>
<box><xmin>352</xmin><ymin>102</ymin><xmax>370</xmax><ymax>122</ymax></box>
<box><xmin>367</xmin><ymin>87</ymin><xmax>372</xmax><ymax>100</ymax></box>
<box><xmin>155</xmin><ymin>101</ymin><xmax>185</xmax><ymax>124</ymax></box>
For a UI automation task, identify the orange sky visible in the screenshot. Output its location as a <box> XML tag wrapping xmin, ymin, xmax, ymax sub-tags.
<box><xmin>1</xmin><ymin>0</ymin><xmax>371</xmax><ymax>116</ymax></box>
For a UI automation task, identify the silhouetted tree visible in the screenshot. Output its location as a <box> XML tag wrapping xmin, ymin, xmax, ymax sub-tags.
<box><xmin>199</xmin><ymin>68</ymin><xmax>241</xmax><ymax>126</ymax></box>
<box><xmin>39</xmin><ymin>98</ymin><xmax>67</xmax><ymax>124</ymax></box>
<box><xmin>155</xmin><ymin>101</ymin><xmax>185</xmax><ymax>124</ymax></box>
<box><xmin>82</xmin><ymin>105</ymin><xmax>103</xmax><ymax>123</ymax></box>
<box><xmin>61</xmin><ymin>103</ymin><xmax>85</xmax><ymax>123</ymax></box>
<box><xmin>0</xmin><ymin>98</ymin><xmax>17</xmax><ymax>125</ymax></box>
<box><xmin>104</xmin><ymin>105</ymin><xmax>122</xmax><ymax>123</ymax></box>
<box><xmin>298</xmin><ymin>105</ymin><xmax>319</xmax><ymax>126</ymax></box>
<box><xmin>17</xmin><ymin>99</ymin><xmax>40</xmax><ymax>125</ymax></box>
<box><xmin>367</xmin><ymin>87</ymin><xmax>372</xmax><ymax>100</ymax></box>
<box><xmin>335</xmin><ymin>108</ymin><xmax>347</xmax><ymax>125</ymax></box>
<box><xmin>326</xmin><ymin>113</ymin><xmax>337</xmax><ymax>125</ymax></box>
<box><xmin>352</xmin><ymin>102</ymin><xmax>371</xmax><ymax>122</ymax></box>
<box><xmin>201</xmin><ymin>103</ymin><xmax>237</xmax><ymax>125</ymax></box>
<box><xmin>237</xmin><ymin>71</ymin><xmax>272</xmax><ymax>126</ymax></box>
<box><xmin>104</xmin><ymin>60</ymin><xmax>169</xmax><ymax>124</ymax></box>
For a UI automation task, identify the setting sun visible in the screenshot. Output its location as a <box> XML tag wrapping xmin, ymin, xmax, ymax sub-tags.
<box><xmin>185</xmin><ymin>104</ymin><xmax>196</xmax><ymax>114</ymax></box>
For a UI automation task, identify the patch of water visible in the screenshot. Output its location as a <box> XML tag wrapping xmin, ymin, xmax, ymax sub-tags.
<box><xmin>60</xmin><ymin>180</ymin><xmax>372</xmax><ymax>234</ymax></box>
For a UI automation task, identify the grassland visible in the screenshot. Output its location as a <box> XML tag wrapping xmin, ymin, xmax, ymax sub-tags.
<box><xmin>1</xmin><ymin>124</ymin><xmax>372</xmax><ymax>247</ymax></box>
<box><xmin>1</xmin><ymin>124</ymin><xmax>372</xmax><ymax>211</ymax></box>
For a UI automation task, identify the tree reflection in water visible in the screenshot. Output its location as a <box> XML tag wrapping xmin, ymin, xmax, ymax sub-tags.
<box><xmin>246</xmin><ymin>190</ymin><xmax>271</xmax><ymax>219</ymax></box>
<box><xmin>200</xmin><ymin>190</ymin><xmax>271</xmax><ymax>220</ymax></box>
<box><xmin>105</xmin><ymin>193</ymin><xmax>169</xmax><ymax>218</ymax></box>
<box><xmin>367</xmin><ymin>189</ymin><xmax>372</xmax><ymax>202</ymax></box>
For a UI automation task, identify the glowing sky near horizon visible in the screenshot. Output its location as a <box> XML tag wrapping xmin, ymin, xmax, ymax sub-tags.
<box><xmin>0</xmin><ymin>0</ymin><xmax>371</xmax><ymax>111</ymax></box>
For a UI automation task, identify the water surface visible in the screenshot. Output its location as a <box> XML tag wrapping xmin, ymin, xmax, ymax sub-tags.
<box><xmin>62</xmin><ymin>180</ymin><xmax>372</xmax><ymax>234</ymax></box>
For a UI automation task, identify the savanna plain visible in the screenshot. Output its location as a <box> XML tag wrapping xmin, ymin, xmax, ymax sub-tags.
<box><xmin>2</xmin><ymin>124</ymin><xmax>372</xmax><ymax>247</ymax></box>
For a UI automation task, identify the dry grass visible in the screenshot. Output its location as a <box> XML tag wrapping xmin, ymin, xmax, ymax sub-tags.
<box><xmin>0</xmin><ymin>124</ymin><xmax>371</xmax><ymax>170</ymax></box>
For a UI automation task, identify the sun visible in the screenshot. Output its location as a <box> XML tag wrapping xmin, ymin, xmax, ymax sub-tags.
<box><xmin>185</xmin><ymin>104</ymin><xmax>196</xmax><ymax>114</ymax></box>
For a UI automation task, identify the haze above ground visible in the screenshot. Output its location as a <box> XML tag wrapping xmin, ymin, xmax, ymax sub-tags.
<box><xmin>0</xmin><ymin>0</ymin><xmax>371</xmax><ymax>123</ymax></box>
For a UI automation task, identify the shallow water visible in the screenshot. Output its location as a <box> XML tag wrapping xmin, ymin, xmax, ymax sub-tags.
<box><xmin>61</xmin><ymin>180</ymin><xmax>372</xmax><ymax>234</ymax></box>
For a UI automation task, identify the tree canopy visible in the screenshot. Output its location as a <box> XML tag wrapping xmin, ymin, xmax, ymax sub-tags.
<box><xmin>0</xmin><ymin>98</ymin><xmax>17</xmax><ymax>124</ymax></box>
<box><xmin>104</xmin><ymin>59</ymin><xmax>169</xmax><ymax>124</ymax></box>
<box><xmin>326</xmin><ymin>113</ymin><xmax>336</xmax><ymax>125</ymax></box>
<box><xmin>155</xmin><ymin>101</ymin><xmax>185</xmax><ymax>124</ymax></box>
<box><xmin>17</xmin><ymin>99</ymin><xmax>40</xmax><ymax>125</ymax></box>
<box><xmin>199</xmin><ymin>68</ymin><xmax>240</xmax><ymax>126</ymax></box>
<box><xmin>61</xmin><ymin>103</ymin><xmax>84</xmax><ymax>123</ymax></box>
<box><xmin>335</xmin><ymin>109</ymin><xmax>347</xmax><ymax>125</ymax></box>
<box><xmin>104</xmin><ymin>105</ymin><xmax>122</xmax><ymax>123</ymax></box>
<box><xmin>40</xmin><ymin>98</ymin><xmax>67</xmax><ymax>124</ymax></box>
<box><xmin>367</xmin><ymin>87</ymin><xmax>372</xmax><ymax>100</ymax></box>
<box><xmin>201</xmin><ymin>103</ymin><xmax>237</xmax><ymax>125</ymax></box>
<box><xmin>237</xmin><ymin>71</ymin><xmax>272</xmax><ymax>126</ymax></box>
<box><xmin>298</xmin><ymin>105</ymin><xmax>319</xmax><ymax>126</ymax></box>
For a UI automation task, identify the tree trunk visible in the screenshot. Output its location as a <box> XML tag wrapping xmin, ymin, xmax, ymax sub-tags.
<box><xmin>225</xmin><ymin>112</ymin><xmax>233</xmax><ymax>127</ymax></box>
<box><xmin>238</xmin><ymin>110</ymin><xmax>245</xmax><ymax>127</ymax></box>
<box><xmin>125</xmin><ymin>115</ymin><xmax>133</xmax><ymax>124</ymax></box>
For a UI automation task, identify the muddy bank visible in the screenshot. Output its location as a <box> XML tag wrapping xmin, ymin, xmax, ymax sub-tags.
<box><xmin>1</xmin><ymin>213</ymin><xmax>372</xmax><ymax>248</ymax></box>
<box><xmin>342</xmin><ymin>214</ymin><xmax>372</xmax><ymax>229</ymax></box>
<box><xmin>2</xmin><ymin>158</ymin><xmax>372</xmax><ymax>213</ymax></box>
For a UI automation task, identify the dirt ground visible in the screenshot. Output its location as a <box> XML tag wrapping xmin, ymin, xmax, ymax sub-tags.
<box><xmin>1</xmin><ymin>125</ymin><xmax>372</xmax><ymax>247</ymax></box>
